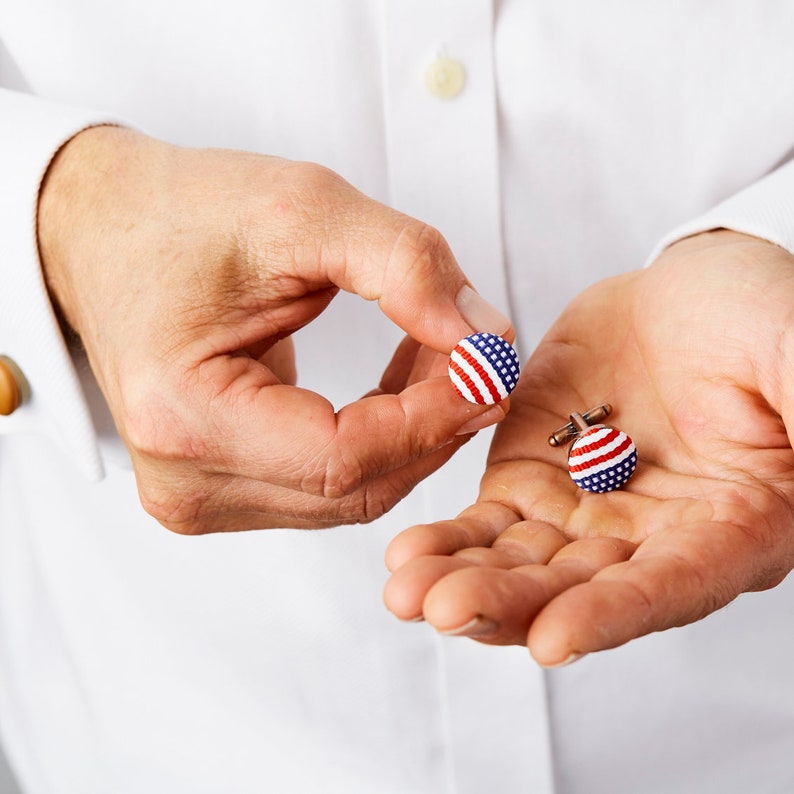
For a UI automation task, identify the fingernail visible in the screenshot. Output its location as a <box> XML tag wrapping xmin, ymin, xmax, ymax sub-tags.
<box><xmin>456</xmin><ymin>285</ymin><xmax>511</xmax><ymax>335</ymax></box>
<box><xmin>439</xmin><ymin>616</ymin><xmax>498</xmax><ymax>637</ymax></box>
<box><xmin>544</xmin><ymin>652</ymin><xmax>587</xmax><ymax>668</ymax></box>
<box><xmin>456</xmin><ymin>405</ymin><xmax>506</xmax><ymax>436</ymax></box>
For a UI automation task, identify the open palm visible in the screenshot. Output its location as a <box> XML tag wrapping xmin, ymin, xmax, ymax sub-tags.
<box><xmin>384</xmin><ymin>230</ymin><xmax>794</xmax><ymax>666</ymax></box>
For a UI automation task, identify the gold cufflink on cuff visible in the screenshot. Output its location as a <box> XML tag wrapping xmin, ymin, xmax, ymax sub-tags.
<box><xmin>0</xmin><ymin>356</ymin><xmax>27</xmax><ymax>416</ymax></box>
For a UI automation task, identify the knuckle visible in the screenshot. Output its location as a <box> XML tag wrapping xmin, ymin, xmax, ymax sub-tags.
<box><xmin>380</xmin><ymin>221</ymin><xmax>456</xmax><ymax>306</ymax></box>
<box><xmin>361</xmin><ymin>489</ymin><xmax>396</xmax><ymax>523</ymax></box>
<box><xmin>298</xmin><ymin>161</ymin><xmax>347</xmax><ymax>191</ymax></box>
<box><xmin>280</xmin><ymin>160</ymin><xmax>351</xmax><ymax>207</ymax></box>
<box><xmin>318</xmin><ymin>491</ymin><xmax>393</xmax><ymax>526</ymax></box>
<box><xmin>353</xmin><ymin>485</ymin><xmax>402</xmax><ymax>524</ymax></box>
<box><xmin>122</xmin><ymin>394</ymin><xmax>211</xmax><ymax>465</ymax></box>
<box><xmin>137</xmin><ymin>482</ymin><xmax>206</xmax><ymax>535</ymax></box>
<box><xmin>318</xmin><ymin>450</ymin><xmax>367</xmax><ymax>500</ymax></box>
<box><xmin>299</xmin><ymin>448</ymin><xmax>404</xmax><ymax>523</ymax></box>
<box><xmin>338</xmin><ymin>477</ymin><xmax>411</xmax><ymax>526</ymax></box>
<box><xmin>395</xmin><ymin>222</ymin><xmax>450</xmax><ymax>275</ymax></box>
<box><xmin>254</xmin><ymin>160</ymin><xmax>357</xmax><ymax>266</ymax></box>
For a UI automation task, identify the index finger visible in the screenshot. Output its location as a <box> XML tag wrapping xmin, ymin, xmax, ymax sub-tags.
<box><xmin>184</xmin><ymin>356</ymin><xmax>508</xmax><ymax>499</ymax></box>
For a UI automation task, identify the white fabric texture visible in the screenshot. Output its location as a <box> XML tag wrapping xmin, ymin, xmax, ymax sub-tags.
<box><xmin>2</xmin><ymin>2</ymin><xmax>794</xmax><ymax>792</ymax></box>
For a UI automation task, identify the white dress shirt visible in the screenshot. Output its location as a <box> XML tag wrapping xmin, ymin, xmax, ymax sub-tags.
<box><xmin>2</xmin><ymin>2</ymin><xmax>794</xmax><ymax>792</ymax></box>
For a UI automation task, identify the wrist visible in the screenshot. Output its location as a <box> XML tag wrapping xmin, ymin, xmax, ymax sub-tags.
<box><xmin>656</xmin><ymin>228</ymin><xmax>779</xmax><ymax>264</ymax></box>
<box><xmin>37</xmin><ymin>125</ymin><xmax>137</xmax><ymax>336</ymax></box>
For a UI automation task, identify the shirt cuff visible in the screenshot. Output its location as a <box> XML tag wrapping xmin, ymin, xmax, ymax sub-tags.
<box><xmin>647</xmin><ymin>157</ymin><xmax>794</xmax><ymax>264</ymax></box>
<box><xmin>0</xmin><ymin>88</ymin><xmax>122</xmax><ymax>480</ymax></box>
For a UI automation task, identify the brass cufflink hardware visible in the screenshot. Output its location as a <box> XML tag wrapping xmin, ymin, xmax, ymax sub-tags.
<box><xmin>548</xmin><ymin>403</ymin><xmax>612</xmax><ymax>447</ymax></box>
<box><xmin>0</xmin><ymin>356</ymin><xmax>27</xmax><ymax>416</ymax></box>
<box><xmin>548</xmin><ymin>403</ymin><xmax>638</xmax><ymax>494</ymax></box>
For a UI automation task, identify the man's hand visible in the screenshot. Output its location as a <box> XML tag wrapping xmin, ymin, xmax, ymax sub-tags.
<box><xmin>384</xmin><ymin>230</ymin><xmax>794</xmax><ymax>666</ymax></box>
<box><xmin>38</xmin><ymin>127</ymin><xmax>512</xmax><ymax>533</ymax></box>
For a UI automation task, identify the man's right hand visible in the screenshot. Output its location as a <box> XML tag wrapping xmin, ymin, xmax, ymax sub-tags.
<box><xmin>37</xmin><ymin>126</ymin><xmax>512</xmax><ymax>533</ymax></box>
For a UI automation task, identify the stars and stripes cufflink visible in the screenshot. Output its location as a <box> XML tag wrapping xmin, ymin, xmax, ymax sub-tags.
<box><xmin>548</xmin><ymin>404</ymin><xmax>637</xmax><ymax>493</ymax></box>
<box><xmin>448</xmin><ymin>333</ymin><xmax>520</xmax><ymax>405</ymax></box>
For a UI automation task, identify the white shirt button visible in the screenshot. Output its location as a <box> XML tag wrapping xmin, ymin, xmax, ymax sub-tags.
<box><xmin>423</xmin><ymin>57</ymin><xmax>466</xmax><ymax>100</ymax></box>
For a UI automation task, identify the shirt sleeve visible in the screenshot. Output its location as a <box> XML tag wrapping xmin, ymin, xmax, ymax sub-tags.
<box><xmin>647</xmin><ymin>157</ymin><xmax>794</xmax><ymax>263</ymax></box>
<box><xmin>0</xmin><ymin>88</ymin><xmax>122</xmax><ymax>480</ymax></box>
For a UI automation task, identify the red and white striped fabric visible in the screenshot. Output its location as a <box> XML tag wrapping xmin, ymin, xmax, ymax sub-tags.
<box><xmin>448</xmin><ymin>333</ymin><xmax>520</xmax><ymax>405</ymax></box>
<box><xmin>568</xmin><ymin>424</ymin><xmax>637</xmax><ymax>493</ymax></box>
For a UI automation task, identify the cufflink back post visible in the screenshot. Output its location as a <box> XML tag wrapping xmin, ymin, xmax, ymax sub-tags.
<box><xmin>549</xmin><ymin>404</ymin><xmax>638</xmax><ymax>493</ymax></box>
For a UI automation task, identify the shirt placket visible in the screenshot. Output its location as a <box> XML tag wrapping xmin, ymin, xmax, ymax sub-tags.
<box><xmin>379</xmin><ymin>0</ymin><xmax>509</xmax><ymax>317</ymax></box>
<box><xmin>379</xmin><ymin>2</ymin><xmax>554</xmax><ymax>792</ymax></box>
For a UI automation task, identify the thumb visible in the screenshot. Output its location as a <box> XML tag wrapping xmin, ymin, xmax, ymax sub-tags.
<box><xmin>374</xmin><ymin>224</ymin><xmax>513</xmax><ymax>352</ymax></box>
<box><xmin>323</xmin><ymin>199</ymin><xmax>513</xmax><ymax>352</ymax></box>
